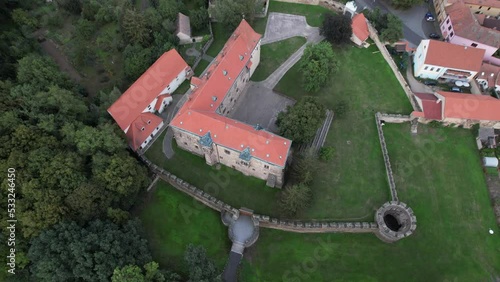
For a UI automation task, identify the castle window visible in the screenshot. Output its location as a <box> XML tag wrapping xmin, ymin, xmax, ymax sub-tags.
<box><xmin>448</xmin><ymin>25</ymin><xmax>451</xmax><ymax>31</ymax></box>
<box><xmin>224</xmin><ymin>149</ymin><xmax>230</xmax><ymax>155</ymax></box>
<box><xmin>264</xmin><ymin>165</ymin><xmax>269</xmax><ymax>169</ymax></box>
<box><xmin>471</xmin><ymin>43</ymin><xmax>478</xmax><ymax>47</ymax></box>
<box><xmin>195</xmin><ymin>145</ymin><xmax>199</xmax><ymax>149</ymax></box>
<box><xmin>424</xmin><ymin>66</ymin><xmax>428</xmax><ymax>70</ymax></box>
<box><xmin>240</xmin><ymin>161</ymin><xmax>249</xmax><ymax>166</ymax></box>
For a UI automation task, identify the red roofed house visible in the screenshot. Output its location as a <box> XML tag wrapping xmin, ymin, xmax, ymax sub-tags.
<box><xmin>108</xmin><ymin>49</ymin><xmax>192</xmax><ymax>150</ymax></box>
<box><xmin>350</xmin><ymin>13</ymin><xmax>370</xmax><ymax>47</ymax></box>
<box><xmin>413</xmin><ymin>39</ymin><xmax>485</xmax><ymax>82</ymax></box>
<box><xmin>412</xmin><ymin>91</ymin><xmax>500</xmax><ymax>128</ymax></box>
<box><xmin>475</xmin><ymin>62</ymin><xmax>500</xmax><ymax>93</ymax></box>
<box><xmin>170</xmin><ymin>20</ymin><xmax>291</xmax><ymax>188</ymax></box>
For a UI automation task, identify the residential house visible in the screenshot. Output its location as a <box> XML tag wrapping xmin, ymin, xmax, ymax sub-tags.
<box><xmin>476</xmin><ymin>62</ymin><xmax>500</xmax><ymax>93</ymax></box>
<box><xmin>439</xmin><ymin>1</ymin><xmax>500</xmax><ymax>64</ymax></box>
<box><xmin>413</xmin><ymin>39</ymin><xmax>485</xmax><ymax>82</ymax></box>
<box><xmin>434</xmin><ymin>0</ymin><xmax>500</xmax><ymax>23</ymax></box>
<box><xmin>350</xmin><ymin>13</ymin><xmax>370</xmax><ymax>47</ymax></box>
<box><xmin>176</xmin><ymin>13</ymin><xmax>193</xmax><ymax>44</ymax></box>
<box><xmin>412</xmin><ymin>91</ymin><xmax>500</xmax><ymax>128</ymax></box>
<box><xmin>170</xmin><ymin>20</ymin><xmax>291</xmax><ymax>188</ymax></box>
<box><xmin>108</xmin><ymin>49</ymin><xmax>192</xmax><ymax>150</ymax></box>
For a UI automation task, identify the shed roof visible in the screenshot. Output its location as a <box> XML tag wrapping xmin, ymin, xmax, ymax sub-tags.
<box><xmin>177</xmin><ymin>12</ymin><xmax>191</xmax><ymax>37</ymax></box>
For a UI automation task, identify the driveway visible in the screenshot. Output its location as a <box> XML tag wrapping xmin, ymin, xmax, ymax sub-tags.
<box><xmin>354</xmin><ymin>0</ymin><xmax>438</xmax><ymax>47</ymax></box>
<box><xmin>261</xmin><ymin>13</ymin><xmax>321</xmax><ymax>45</ymax></box>
<box><xmin>228</xmin><ymin>82</ymin><xmax>295</xmax><ymax>133</ymax></box>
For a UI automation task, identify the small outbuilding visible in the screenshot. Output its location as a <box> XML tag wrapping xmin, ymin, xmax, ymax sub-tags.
<box><xmin>483</xmin><ymin>157</ymin><xmax>499</xmax><ymax>168</ymax></box>
<box><xmin>176</xmin><ymin>12</ymin><xmax>192</xmax><ymax>45</ymax></box>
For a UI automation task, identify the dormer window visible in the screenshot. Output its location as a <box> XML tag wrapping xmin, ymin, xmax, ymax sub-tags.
<box><xmin>141</xmin><ymin>127</ymin><xmax>145</xmax><ymax>131</ymax></box>
<box><xmin>223</xmin><ymin>70</ymin><xmax>228</xmax><ymax>76</ymax></box>
<box><xmin>147</xmin><ymin>120</ymin><xmax>151</xmax><ymax>124</ymax></box>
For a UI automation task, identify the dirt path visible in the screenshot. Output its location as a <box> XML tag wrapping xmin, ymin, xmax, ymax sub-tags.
<box><xmin>34</xmin><ymin>29</ymin><xmax>92</xmax><ymax>94</ymax></box>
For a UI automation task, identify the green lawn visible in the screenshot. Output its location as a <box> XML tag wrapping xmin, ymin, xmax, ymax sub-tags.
<box><xmin>173</xmin><ymin>80</ymin><xmax>190</xmax><ymax>95</ymax></box>
<box><xmin>275</xmin><ymin>43</ymin><xmax>413</xmax><ymax>220</ymax></box>
<box><xmin>268</xmin><ymin>0</ymin><xmax>330</xmax><ymax>27</ymax></box>
<box><xmin>145</xmin><ymin>134</ymin><xmax>280</xmax><ymax>215</ymax></box>
<box><xmin>139</xmin><ymin>181</ymin><xmax>229</xmax><ymax>274</ymax></box>
<box><xmin>237</xmin><ymin>124</ymin><xmax>500</xmax><ymax>281</ymax></box>
<box><xmin>250</xmin><ymin>36</ymin><xmax>306</xmax><ymax>81</ymax></box>
<box><xmin>194</xmin><ymin>59</ymin><xmax>211</xmax><ymax>76</ymax></box>
<box><xmin>205</xmin><ymin>23</ymin><xmax>232</xmax><ymax>58</ymax></box>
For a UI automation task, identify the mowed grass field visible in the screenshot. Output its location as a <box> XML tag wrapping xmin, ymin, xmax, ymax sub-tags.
<box><xmin>275</xmin><ymin>43</ymin><xmax>413</xmax><ymax>220</ymax></box>
<box><xmin>145</xmin><ymin>136</ymin><xmax>280</xmax><ymax>215</ymax></box>
<box><xmin>139</xmin><ymin>181</ymin><xmax>229</xmax><ymax>274</ymax></box>
<box><xmin>251</xmin><ymin>36</ymin><xmax>306</xmax><ymax>81</ymax></box>
<box><xmin>238</xmin><ymin>124</ymin><xmax>500</xmax><ymax>281</ymax></box>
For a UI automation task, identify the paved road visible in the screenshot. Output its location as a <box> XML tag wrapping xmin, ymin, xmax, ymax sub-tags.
<box><xmin>355</xmin><ymin>0</ymin><xmax>438</xmax><ymax>47</ymax></box>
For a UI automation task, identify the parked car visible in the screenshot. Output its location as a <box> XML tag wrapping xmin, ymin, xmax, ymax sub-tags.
<box><xmin>451</xmin><ymin>86</ymin><xmax>462</xmax><ymax>92</ymax></box>
<box><xmin>425</xmin><ymin>12</ymin><xmax>435</xmax><ymax>21</ymax></box>
<box><xmin>424</xmin><ymin>80</ymin><xmax>437</xmax><ymax>86</ymax></box>
<box><xmin>429</xmin><ymin>33</ymin><xmax>440</xmax><ymax>39</ymax></box>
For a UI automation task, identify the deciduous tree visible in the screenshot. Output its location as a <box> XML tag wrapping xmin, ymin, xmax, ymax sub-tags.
<box><xmin>299</xmin><ymin>42</ymin><xmax>338</xmax><ymax>92</ymax></box>
<box><xmin>184</xmin><ymin>245</ymin><xmax>220</xmax><ymax>282</ymax></box>
<box><xmin>279</xmin><ymin>183</ymin><xmax>312</xmax><ymax>216</ymax></box>
<box><xmin>208</xmin><ymin>0</ymin><xmax>257</xmax><ymax>29</ymax></box>
<box><xmin>321</xmin><ymin>13</ymin><xmax>352</xmax><ymax>45</ymax></box>
<box><xmin>276</xmin><ymin>97</ymin><xmax>326</xmax><ymax>144</ymax></box>
<box><xmin>391</xmin><ymin>0</ymin><xmax>423</xmax><ymax>9</ymax></box>
<box><xmin>190</xmin><ymin>8</ymin><xmax>209</xmax><ymax>32</ymax></box>
<box><xmin>380</xmin><ymin>14</ymin><xmax>403</xmax><ymax>43</ymax></box>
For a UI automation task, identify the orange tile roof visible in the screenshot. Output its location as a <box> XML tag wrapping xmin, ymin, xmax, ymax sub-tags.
<box><xmin>154</xmin><ymin>94</ymin><xmax>171</xmax><ymax>111</ymax></box>
<box><xmin>414</xmin><ymin>92</ymin><xmax>443</xmax><ymax>120</ymax></box>
<box><xmin>437</xmin><ymin>91</ymin><xmax>500</xmax><ymax>120</ymax></box>
<box><xmin>108</xmin><ymin>49</ymin><xmax>189</xmax><ymax>132</ymax></box>
<box><xmin>352</xmin><ymin>14</ymin><xmax>369</xmax><ymax>42</ymax></box>
<box><xmin>477</xmin><ymin>62</ymin><xmax>500</xmax><ymax>88</ymax></box>
<box><xmin>446</xmin><ymin>2</ymin><xmax>500</xmax><ymax>48</ymax></box>
<box><xmin>464</xmin><ymin>0</ymin><xmax>500</xmax><ymax>8</ymax></box>
<box><xmin>170</xmin><ymin>20</ymin><xmax>292</xmax><ymax>167</ymax></box>
<box><xmin>423</xmin><ymin>39</ymin><xmax>485</xmax><ymax>72</ymax></box>
<box><xmin>126</xmin><ymin>113</ymin><xmax>163</xmax><ymax>150</ymax></box>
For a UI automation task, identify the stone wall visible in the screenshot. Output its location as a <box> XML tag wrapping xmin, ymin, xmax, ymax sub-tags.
<box><xmin>375</xmin><ymin>113</ymin><xmax>399</xmax><ymax>201</ymax></box>
<box><xmin>367</xmin><ymin>23</ymin><xmax>419</xmax><ymax>111</ymax></box>
<box><xmin>319</xmin><ymin>0</ymin><xmax>345</xmax><ymax>13</ymax></box>
<box><xmin>378</xmin><ymin>113</ymin><xmax>412</xmax><ymax>123</ymax></box>
<box><xmin>254</xmin><ymin>214</ymin><xmax>378</xmax><ymax>233</ymax></box>
<box><xmin>274</xmin><ymin>0</ymin><xmax>320</xmax><ymax>5</ymax></box>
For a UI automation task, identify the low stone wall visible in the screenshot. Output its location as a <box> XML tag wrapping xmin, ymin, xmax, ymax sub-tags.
<box><xmin>367</xmin><ymin>23</ymin><xmax>418</xmax><ymax>111</ymax></box>
<box><xmin>375</xmin><ymin>113</ymin><xmax>399</xmax><ymax>201</ymax></box>
<box><xmin>275</xmin><ymin>0</ymin><xmax>320</xmax><ymax>5</ymax></box>
<box><xmin>378</xmin><ymin>113</ymin><xmax>412</xmax><ymax>123</ymax></box>
<box><xmin>319</xmin><ymin>0</ymin><xmax>345</xmax><ymax>13</ymax></box>
<box><xmin>254</xmin><ymin>214</ymin><xmax>378</xmax><ymax>233</ymax></box>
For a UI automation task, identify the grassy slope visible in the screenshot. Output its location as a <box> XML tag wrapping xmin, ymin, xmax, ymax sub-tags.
<box><xmin>276</xmin><ymin>43</ymin><xmax>413</xmax><ymax>220</ymax></box>
<box><xmin>145</xmin><ymin>136</ymin><xmax>280</xmax><ymax>215</ymax></box>
<box><xmin>239</xmin><ymin>124</ymin><xmax>500</xmax><ymax>281</ymax></box>
<box><xmin>139</xmin><ymin>181</ymin><xmax>229</xmax><ymax>274</ymax></box>
<box><xmin>250</xmin><ymin>36</ymin><xmax>307</xmax><ymax>81</ymax></box>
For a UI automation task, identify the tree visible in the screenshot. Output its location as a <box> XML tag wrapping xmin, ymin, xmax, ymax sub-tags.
<box><xmin>320</xmin><ymin>13</ymin><xmax>352</xmax><ymax>45</ymax></box>
<box><xmin>363</xmin><ymin>7</ymin><xmax>388</xmax><ymax>32</ymax></box>
<box><xmin>16</xmin><ymin>54</ymin><xmax>70</xmax><ymax>91</ymax></box>
<box><xmin>276</xmin><ymin>97</ymin><xmax>326</xmax><ymax>144</ymax></box>
<box><xmin>184</xmin><ymin>245</ymin><xmax>220</xmax><ymax>282</ymax></box>
<box><xmin>279</xmin><ymin>183</ymin><xmax>312</xmax><ymax>216</ymax></box>
<box><xmin>122</xmin><ymin>9</ymin><xmax>150</xmax><ymax>46</ymax></box>
<box><xmin>208</xmin><ymin>0</ymin><xmax>257</xmax><ymax>29</ymax></box>
<box><xmin>56</xmin><ymin>0</ymin><xmax>82</xmax><ymax>14</ymax></box>
<box><xmin>391</xmin><ymin>0</ymin><xmax>423</xmax><ymax>9</ymax></box>
<box><xmin>158</xmin><ymin>0</ymin><xmax>183</xmax><ymax>20</ymax></box>
<box><xmin>299</xmin><ymin>42</ymin><xmax>338</xmax><ymax>92</ymax></box>
<box><xmin>319</xmin><ymin>146</ymin><xmax>335</xmax><ymax>161</ymax></box>
<box><xmin>290</xmin><ymin>148</ymin><xmax>319</xmax><ymax>184</ymax></box>
<box><xmin>123</xmin><ymin>44</ymin><xmax>153</xmax><ymax>80</ymax></box>
<box><xmin>28</xmin><ymin>219</ymin><xmax>153</xmax><ymax>282</ymax></box>
<box><xmin>190</xmin><ymin>8</ymin><xmax>209</xmax><ymax>32</ymax></box>
<box><xmin>112</xmin><ymin>261</ymin><xmax>178</xmax><ymax>282</ymax></box>
<box><xmin>380</xmin><ymin>14</ymin><xmax>403</xmax><ymax>43</ymax></box>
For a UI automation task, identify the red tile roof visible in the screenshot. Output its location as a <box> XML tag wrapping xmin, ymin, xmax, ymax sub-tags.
<box><xmin>154</xmin><ymin>94</ymin><xmax>171</xmax><ymax>111</ymax></box>
<box><xmin>446</xmin><ymin>2</ymin><xmax>500</xmax><ymax>48</ymax></box>
<box><xmin>352</xmin><ymin>14</ymin><xmax>369</xmax><ymax>42</ymax></box>
<box><xmin>477</xmin><ymin>62</ymin><xmax>500</xmax><ymax>88</ymax></box>
<box><xmin>437</xmin><ymin>91</ymin><xmax>500</xmax><ymax>120</ymax></box>
<box><xmin>423</xmin><ymin>39</ymin><xmax>485</xmax><ymax>72</ymax></box>
<box><xmin>126</xmin><ymin>113</ymin><xmax>163</xmax><ymax>150</ymax></box>
<box><xmin>170</xmin><ymin>20</ymin><xmax>292</xmax><ymax>167</ymax></box>
<box><xmin>108</xmin><ymin>49</ymin><xmax>189</xmax><ymax>132</ymax></box>
<box><xmin>414</xmin><ymin>92</ymin><xmax>443</xmax><ymax>120</ymax></box>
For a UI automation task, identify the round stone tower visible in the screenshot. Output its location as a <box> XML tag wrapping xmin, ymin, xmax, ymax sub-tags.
<box><xmin>375</xmin><ymin>201</ymin><xmax>417</xmax><ymax>243</ymax></box>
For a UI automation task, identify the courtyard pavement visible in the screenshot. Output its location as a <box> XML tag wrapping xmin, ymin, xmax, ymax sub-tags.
<box><xmin>229</xmin><ymin>13</ymin><xmax>324</xmax><ymax>133</ymax></box>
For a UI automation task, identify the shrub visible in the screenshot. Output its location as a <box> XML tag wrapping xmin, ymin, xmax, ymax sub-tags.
<box><xmin>319</xmin><ymin>146</ymin><xmax>335</xmax><ymax>161</ymax></box>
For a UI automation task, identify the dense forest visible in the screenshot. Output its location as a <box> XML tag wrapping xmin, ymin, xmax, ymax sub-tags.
<box><xmin>0</xmin><ymin>0</ymin><xmax>217</xmax><ymax>281</ymax></box>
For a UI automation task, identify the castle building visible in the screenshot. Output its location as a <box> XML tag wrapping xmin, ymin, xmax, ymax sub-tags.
<box><xmin>170</xmin><ymin>20</ymin><xmax>291</xmax><ymax>188</ymax></box>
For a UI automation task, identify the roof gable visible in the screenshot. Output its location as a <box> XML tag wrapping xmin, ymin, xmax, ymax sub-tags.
<box><xmin>351</xmin><ymin>13</ymin><xmax>369</xmax><ymax>42</ymax></box>
<box><xmin>108</xmin><ymin>49</ymin><xmax>189</xmax><ymax>132</ymax></box>
<box><xmin>422</xmin><ymin>39</ymin><xmax>485</xmax><ymax>72</ymax></box>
